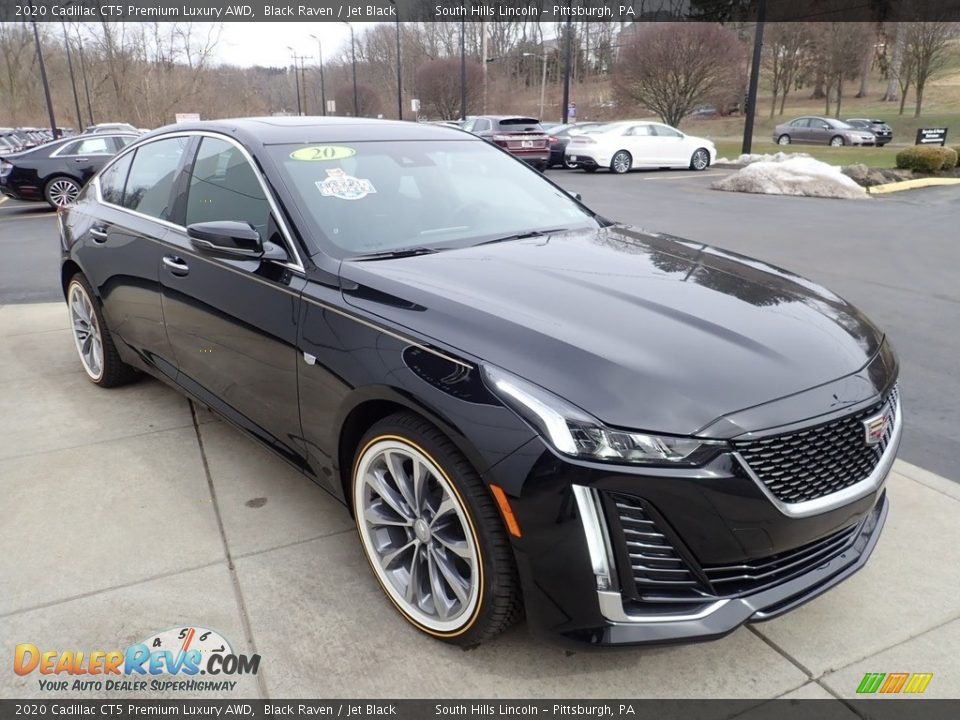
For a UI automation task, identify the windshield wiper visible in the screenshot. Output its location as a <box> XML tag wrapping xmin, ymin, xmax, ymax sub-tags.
<box><xmin>352</xmin><ymin>246</ymin><xmax>440</xmax><ymax>261</ymax></box>
<box><xmin>473</xmin><ymin>227</ymin><xmax>570</xmax><ymax>247</ymax></box>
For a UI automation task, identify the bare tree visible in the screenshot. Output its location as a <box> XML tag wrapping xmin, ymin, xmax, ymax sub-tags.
<box><xmin>765</xmin><ymin>23</ymin><xmax>812</xmax><ymax>117</ymax></box>
<box><xmin>612</xmin><ymin>23</ymin><xmax>745</xmax><ymax>128</ymax></box>
<box><xmin>415</xmin><ymin>58</ymin><xmax>482</xmax><ymax>120</ymax></box>
<box><xmin>905</xmin><ymin>21</ymin><xmax>959</xmax><ymax>117</ymax></box>
<box><xmin>880</xmin><ymin>22</ymin><xmax>906</xmax><ymax>101</ymax></box>
<box><xmin>810</xmin><ymin>23</ymin><xmax>872</xmax><ymax>118</ymax></box>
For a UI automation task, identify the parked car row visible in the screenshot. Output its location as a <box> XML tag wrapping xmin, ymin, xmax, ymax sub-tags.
<box><xmin>0</xmin><ymin>127</ymin><xmax>75</xmax><ymax>155</ymax></box>
<box><xmin>773</xmin><ymin>116</ymin><xmax>894</xmax><ymax>147</ymax></box>
<box><xmin>0</xmin><ymin>131</ymin><xmax>138</xmax><ymax>207</ymax></box>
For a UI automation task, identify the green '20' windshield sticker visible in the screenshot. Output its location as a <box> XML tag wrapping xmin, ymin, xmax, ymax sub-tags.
<box><xmin>289</xmin><ymin>145</ymin><xmax>356</xmax><ymax>161</ymax></box>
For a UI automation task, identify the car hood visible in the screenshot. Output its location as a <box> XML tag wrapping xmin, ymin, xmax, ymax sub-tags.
<box><xmin>338</xmin><ymin>227</ymin><xmax>885</xmax><ymax>436</ymax></box>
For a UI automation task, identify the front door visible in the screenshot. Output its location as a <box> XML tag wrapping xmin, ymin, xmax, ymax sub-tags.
<box><xmin>159</xmin><ymin>135</ymin><xmax>308</xmax><ymax>469</ymax></box>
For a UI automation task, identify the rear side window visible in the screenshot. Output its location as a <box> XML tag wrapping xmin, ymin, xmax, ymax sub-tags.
<box><xmin>184</xmin><ymin>137</ymin><xmax>270</xmax><ymax>235</ymax></box>
<box><xmin>122</xmin><ymin>137</ymin><xmax>189</xmax><ymax>220</ymax></box>
<box><xmin>99</xmin><ymin>152</ymin><xmax>133</xmax><ymax>206</ymax></box>
<box><xmin>791</xmin><ymin>119</ymin><xmax>810</xmax><ymax>128</ymax></box>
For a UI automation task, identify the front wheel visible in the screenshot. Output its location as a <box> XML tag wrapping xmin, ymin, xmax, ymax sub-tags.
<box><xmin>352</xmin><ymin>412</ymin><xmax>521</xmax><ymax>647</ymax></box>
<box><xmin>777</xmin><ymin>134</ymin><xmax>791</xmax><ymax>145</ymax></box>
<box><xmin>690</xmin><ymin>148</ymin><xmax>711</xmax><ymax>171</ymax></box>
<box><xmin>829</xmin><ymin>135</ymin><xmax>845</xmax><ymax>147</ymax></box>
<box><xmin>45</xmin><ymin>176</ymin><xmax>81</xmax><ymax>208</ymax></box>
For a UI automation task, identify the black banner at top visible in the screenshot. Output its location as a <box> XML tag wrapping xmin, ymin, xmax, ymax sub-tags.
<box><xmin>3</xmin><ymin>0</ymin><xmax>960</xmax><ymax>23</ymax></box>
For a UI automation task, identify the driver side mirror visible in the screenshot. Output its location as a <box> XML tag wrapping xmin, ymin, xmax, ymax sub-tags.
<box><xmin>187</xmin><ymin>221</ymin><xmax>288</xmax><ymax>262</ymax></box>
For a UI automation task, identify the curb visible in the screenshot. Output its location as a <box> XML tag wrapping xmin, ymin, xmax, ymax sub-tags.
<box><xmin>867</xmin><ymin>177</ymin><xmax>960</xmax><ymax>194</ymax></box>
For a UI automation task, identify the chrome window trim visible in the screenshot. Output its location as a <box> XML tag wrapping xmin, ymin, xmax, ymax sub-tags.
<box><xmin>93</xmin><ymin>130</ymin><xmax>306</xmax><ymax>274</ymax></box>
<box><xmin>734</xmin><ymin>393</ymin><xmax>902</xmax><ymax>519</ymax></box>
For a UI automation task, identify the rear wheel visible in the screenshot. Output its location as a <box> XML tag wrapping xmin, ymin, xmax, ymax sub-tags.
<box><xmin>690</xmin><ymin>148</ymin><xmax>710</xmax><ymax>171</ymax></box>
<box><xmin>66</xmin><ymin>274</ymin><xmax>138</xmax><ymax>387</ymax></box>
<box><xmin>563</xmin><ymin>156</ymin><xmax>579</xmax><ymax>169</ymax></box>
<box><xmin>829</xmin><ymin>135</ymin><xmax>845</xmax><ymax>147</ymax></box>
<box><xmin>45</xmin><ymin>176</ymin><xmax>81</xmax><ymax>208</ymax></box>
<box><xmin>352</xmin><ymin>412</ymin><xmax>521</xmax><ymax>647</ymax></box>
<box><xmin>777</xmin><ymin>134</ymin><xmax>791</xmax><ymax>145</ymax></box>
<box><xmin>611</xmin><ymin>150</ymin><xmax>632</xmax><ymax>174</ymax></box>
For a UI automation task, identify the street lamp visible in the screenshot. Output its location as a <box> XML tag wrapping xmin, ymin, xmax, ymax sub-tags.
<box><xmin>341</xmin><ymin>22</ymin><xmax>359</xmax><ymax>117</ymax></box>
<box><xmin>388</xmin><ymin>0</ymin><xmax>402</xmax><ymax>120</ymax></box>
<box><xmin>286</xmin><ymin>46</ymin><xmax>302</xmax><ymax>115</ymax></box>
<box><xmin>460</xmin><ymin>20</ymin><xmax>466</xmax><ymax>121</ymax></box>
<box><xmin>29</xmin><ymin>9</ymin><xmax>57</xmax><ymax>138</ymax></box>
<box><xmin>523</xmin><ymin>52</ymin><xmax>548</xmax><ymax>121</ymax></box>
<box><xmin>61</xmin><ymin>21</ymin><xmax>83</xmax><ymax>131</ymax></box>
<box><xmin>309</xmin><ymin>33</ymin><xmax>327</xmax><ymax>116</ymax></box>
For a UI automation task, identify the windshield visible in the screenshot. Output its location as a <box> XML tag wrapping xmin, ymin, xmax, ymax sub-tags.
<box><xmin>269</xmin><ymin>139</ymin><xmax>599</xmax><ymax>258</ymax></box>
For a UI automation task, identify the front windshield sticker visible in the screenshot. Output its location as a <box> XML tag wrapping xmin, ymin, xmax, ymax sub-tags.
<box><xmin>316</xmin><ymin>168</ymin><xmax>377</xmax><ymax>200</ymax></box>
<box><xmin>290</xmin><ymin>145</ymin><xmax>357</xmax><ymax>161</ymax></box>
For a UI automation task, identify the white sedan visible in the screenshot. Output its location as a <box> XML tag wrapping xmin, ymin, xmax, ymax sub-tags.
<box><xmin>565</xmin><ymin>121</ymin><xmax>717</xmax><ymax>174</ymax></box>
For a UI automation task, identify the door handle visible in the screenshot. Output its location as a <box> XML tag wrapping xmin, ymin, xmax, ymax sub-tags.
<box><xmin>162</xmin><ymin>255</ymin><xmax>190</xmax><ymax>277</ymax></box>
<box><xmin>89</xmin><ymin>226</ymin><xmax>108</xmax><ymax>243</ymax></box>
<box><xmin>73</xmin><ymin>157</ymin><xmax>89</xmax><ymax>163</ymax></box>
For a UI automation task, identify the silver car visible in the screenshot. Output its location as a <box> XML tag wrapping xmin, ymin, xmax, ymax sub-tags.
<box><xmin>774</xmin><ymin>117</ymin><xmax>876</xmax><ymax>147</ymax></box>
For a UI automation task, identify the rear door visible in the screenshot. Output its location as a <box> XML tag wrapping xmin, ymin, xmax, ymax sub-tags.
<box><xmin>158</xmin><ymin>134</ymin><xmax>309</xmax><ymax>469</ymax></box>
<box><xmin>623</xmin><ymin>124</ymin><xmax>657</xmax><ymax>165</ymax></box>
<box><xmin>74</xmin><ymin>136</ymin><xmax>189</xmax><ymax>378</ymax></box>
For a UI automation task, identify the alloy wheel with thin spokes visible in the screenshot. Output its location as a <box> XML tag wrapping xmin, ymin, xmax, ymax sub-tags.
<box><xmin>355</xmin><ymin>438</ymin><xmax>481</xmax><ymax>634</ymax></box>
<box><xmin>691</xmin><ymin>149</ymin><xmax>710</xmax><ymax>171</ymax></box>
<box><xmin>830</xmin><ymin>136</ymin><xmax>845</xmax><ymax>147</ymax></box>
<box><xmin>69</xmin><ymin>281</ymin><xmax>104</xmax><ymax>381</ymax></box>
<box><xmin>611</xmin><ymin>150</ymin><xmax>632</xmax><ymax>174</ymax></box>
<box><xmin>46</xmin><ymin>177</ymin><xmax>80</xmax><ymax>208</ymax></box>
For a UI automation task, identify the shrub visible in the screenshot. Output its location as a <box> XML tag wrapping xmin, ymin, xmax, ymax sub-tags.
<box><xmin>896</xmin><ymin>146</ymin><xmax>955</xmax><ymax>172</ymax></box>
<box><xmin>943</xmin><ymin>147</ymin><xmax>959</xmax><ymax>169</ymax></box>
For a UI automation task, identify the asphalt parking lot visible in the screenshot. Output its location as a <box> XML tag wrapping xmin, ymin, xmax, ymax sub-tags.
<box><xmin>3</xmin><ymin>173</ymin><xmax>957</xmax><ymax>480</ymax></box>
<box><xmin>2</xmin><ymin>175</ymin><xmax>959</xmax><ymax>703</ymax></box>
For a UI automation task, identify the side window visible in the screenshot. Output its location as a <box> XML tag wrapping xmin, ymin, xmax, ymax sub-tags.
<box><xmin>123</xmin><ymin>136</ymin><xmax>189</xmax><ymax>220</ymax></box>
<box><xmin>652</xmin><ymin>125</ymin><xmax>682</xmax><ymax>138</ymax></box>
<box><xmin>99</xmin><ymin>153</ymin><xmax>133</xmax><ymax>206</ymax></box>
<box><xmin>184</xmin><ymin>137</ymin><xmax>270</xmax><ymax>234</ymax></box>
<box><xmin>791</xmin><ymin>118</ymin><xmax>809</xmax><ymax>128</ymax></box>
<box><xmin>474</xmin><ymin>119</ymin><xmax>491</xmax><ymax>132</ymax></box>
<box><xmin>113</xmin><ymin>135</ymin><xmax>136</xmax><ymax>149</ymax></box>
<box><xmin>627</xmin><ymin>125</ymin><xmax>652</xmax><ymax>136</ymax></box>
<box><xmin>73</xmin><ymin>137</ymin><xmax>112</xmax><ymax>155</ymax></box>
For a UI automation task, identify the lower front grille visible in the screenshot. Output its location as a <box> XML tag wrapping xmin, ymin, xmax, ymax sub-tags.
<box><xmin>606</xmin><ymin>491</ymin><xmax>864</xmax><ymax>603</ymax></box>
<box><xmin>701</xmin><ymin>523</ymin><xmax>859</xmax><ymax>597</ymax></box>
<box><xmin>734</xmin><ymin>384</ymin><xmax>899</xmax><ymax>504</ymax></box>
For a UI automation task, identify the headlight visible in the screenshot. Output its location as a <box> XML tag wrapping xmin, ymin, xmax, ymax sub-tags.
<box><xmin>483</xmin><ymin>365</ymin><xmax>724</xmax><ymax>465</ymax></box>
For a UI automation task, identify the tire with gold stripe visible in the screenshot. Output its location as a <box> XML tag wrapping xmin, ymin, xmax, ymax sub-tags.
<box><xmin>352</xmin><ymin>412</ymin><xmax>521</xmax><ymax>646</ymax></box>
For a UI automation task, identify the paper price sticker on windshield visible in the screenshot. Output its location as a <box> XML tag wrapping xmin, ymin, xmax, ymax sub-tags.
<box><xmin>316</xmin><ymin>168</ymin><xmax>376</xmax><ymax>200</ymax></box>
<box><xmin>290</xmin><ymin>145</ymin><xmax>356</xmax><ymax>161</ymax></box>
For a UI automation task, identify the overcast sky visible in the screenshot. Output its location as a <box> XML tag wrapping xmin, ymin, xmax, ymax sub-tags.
<box><xmin>213</xmin><ymin>22</ymin><xmax>380</xmax><ymax>68</ymax></box>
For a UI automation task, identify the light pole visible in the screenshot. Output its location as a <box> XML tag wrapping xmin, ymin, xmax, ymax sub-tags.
<box><xmin>61</xmin><ymin>21</ymin><xmax>83</xmax><ymax>131</ymax></box>
<box><xmin>29</xmin><ymin>11</ymin><xmax>58</xmax><ymax>138</ymax></box>
<box><xmin>561</xmin><ymin>17</ymin><xmax>572</xmax><ymax>123</ymax></box>
<box><xmin>742</xmin><ymin>0</ymin><xmax>767</xmax><ymax>154</ymax></box>
<box><xmin>287</xmin><ymin>46</ymin><xmax>302</xmax><ymax>115</ymax></box>
<box><xmin>73</xmin><ymin>26</ymin><xmax>94</xmax><ymax>126</ymax></box>
<box><xmin>460</xmin><ymin>20</ymin><xmax>466</xmax><ymax>121</ymax></box>
<box><xmin>341</xmin><ymin>22</ymin><xmax>359</xmax><ymax>117</ymax></box>
<box><xmin>309</xmin><ymin>33</ymin><xmax>327</xmax><ymax>116</ymax></box>
<box><xmin>523</xmin><ymin>52</ymin><xmax>548</xmax><ymax>121</ymax></box>
<box><xmin>388</xmin><ymin>0</ymin><xmax>402</xmax><ymax>119</ymax></box>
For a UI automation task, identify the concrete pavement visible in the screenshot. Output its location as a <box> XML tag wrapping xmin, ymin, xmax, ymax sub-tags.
<box><xmin>2</xmin><ymin>302</ymin><xmax>958</xmax><ymax>702</ymax></box>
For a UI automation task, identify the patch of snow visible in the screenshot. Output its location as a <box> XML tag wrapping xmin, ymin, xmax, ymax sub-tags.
<box><xmin>716</xmin><ymin>151</ymin><xmax>814</xmax><ymax>165</ymax></box>
<box><xmin>712</xmin><ymin>156</ymin><xmax>869</xmax><ymax>200</ymax></box>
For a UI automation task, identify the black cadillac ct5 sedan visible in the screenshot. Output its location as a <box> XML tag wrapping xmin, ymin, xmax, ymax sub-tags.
<box><xmin>59</xmin><ymin>118</ymin><xmax>900</xmax><ymax>647</ymax></box>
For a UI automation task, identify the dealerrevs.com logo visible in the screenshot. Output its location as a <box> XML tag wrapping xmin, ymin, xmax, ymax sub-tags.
<box><xmin>14</xmin><ymin>626</ymin><xmax>260</xmax><ymax>693</ymax></box>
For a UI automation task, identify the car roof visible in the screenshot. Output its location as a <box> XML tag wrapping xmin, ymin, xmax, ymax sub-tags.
<box><xmin>140</xmin><ymin>116</ymin><xmax>475</xmax><ymax>147</ymax></box>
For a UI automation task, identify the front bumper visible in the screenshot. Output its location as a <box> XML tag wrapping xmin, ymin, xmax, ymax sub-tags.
<box><xmin>487</xmin><ymin>384</ymin><xmax>900</xmax><ymax>647</ymax></box>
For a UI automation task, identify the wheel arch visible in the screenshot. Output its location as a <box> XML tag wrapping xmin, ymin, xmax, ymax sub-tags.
<box><xmin>334</xmin><ymin>386</ymin><xmax>493</xmax><ymax>514</ymax></box>
<box><xmin>61</xmin><ymin>260</ymin><xmax>83</xmax><ymax>299</ymax></box>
